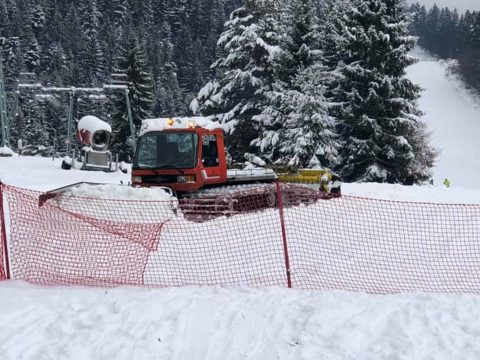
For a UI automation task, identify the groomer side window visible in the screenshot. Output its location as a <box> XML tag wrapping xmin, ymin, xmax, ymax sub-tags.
<box><xmin>202</xmin><ymin>135</ymin><xmax>219</xmax><ymax>167</ymax></box>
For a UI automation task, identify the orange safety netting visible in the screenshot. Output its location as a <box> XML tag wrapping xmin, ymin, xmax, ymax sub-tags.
<box><xmin>0</xmin><ymin>183</ymin><xmax>6</xmax><ymax>281</ymax></box>
<box><xmin>1</xmin><ymin>182</ymin><xmax>480</xmax><ymax>294</ymax></box>
<box><xmin>0</xmin><ymin>212</ymin><xmax>5</xmax><ymax>281</ymax></box>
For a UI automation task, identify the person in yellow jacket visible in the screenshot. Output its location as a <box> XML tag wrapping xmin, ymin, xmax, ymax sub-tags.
<box><xmin>443</xmin><ymin>178</ymin><xmax>451</xmax><ymax>188</ymax></box>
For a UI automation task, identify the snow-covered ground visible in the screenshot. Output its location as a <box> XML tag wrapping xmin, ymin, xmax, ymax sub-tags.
<box><xmin>407</xmin><ymin>47</ymin><xmax>480</xmax><ymax>188</ymax></box>
<box><xmin>2</xmin><ymin>282</ymin><xmax>480</xmax><ymax>360</ymax></box>
<box><xmin>2</xmin><ymin>48</ymin><xmax>480</xmax><ymax>359</ymax></box>
<box><xmin>1</xmin><ymin>159</ymin><xmax>480</xmax><ymax>358</ymax></box>
<box><xmin>3</xmin><ymin>155</ymin><xmax>480</xmax><ymax>203</ymax></box>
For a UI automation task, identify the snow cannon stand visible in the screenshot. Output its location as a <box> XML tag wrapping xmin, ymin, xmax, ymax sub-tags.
<box><xmin>61</xmin><ymin>115</ymin><xmax>123</xmax><ymax>173</ymax></box>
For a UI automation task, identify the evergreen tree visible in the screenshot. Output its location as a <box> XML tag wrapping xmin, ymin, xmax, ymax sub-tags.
<box><xmin>0</xmin><ymin>1</ymin><xmax>7</xmax><ymax>37</ymax></box>
<box><xmin>154</xmin><ymin>22</ymin><xmax>185</xmax><ymax>116</ymax></box>
<box><xmin>192</xmin><ymin>0</ymin><xmax>283</xmax><ymax>160</ymax></box>
<box><xmin>24</xmin><ymin>34</ymin><xmax>40</xmax><ymax>73</ymax></box>
<box><xmin>79</xmin><ymin>0</ymin><xmax>105</xmax><ymax>86</ymax></box>
<box><xmin>252</xmin><ymin>0</ymin><xmax>340</xmax><ymax>168</ymax></box>
<box><xmin>425</xmin><ymin>4</ymin><xmax>441</xmax><ymax>54</ymax></box>
<box><xmin>111</xmin><ymin>33</ymin><xmax>154</xmax><ymax>160</ymax></box>
<box><xmin>335</xmin><ymin>0</ymin><xmax>434</xmax><ymax>183</ymax></box>
<box><xmin>1</xmin><ymin>36</ymin><xmax>22</xmax><ymax>83</ymax></box>
<box><xmin>46</xmin><ymin>43</ymin><xmax>68</xmax><ymax>86</ymax></box>
<box><xmin>0</xmin><ymin>0</ymin><xmax>259</xmax><ymax>155</ymax></box>
<box><xmin>21</xmin><ymin>5</ymin><xmax>41</xmax><ymax>74</ymax></box>
<box><xmin>409</xmin><ymin>3</ymin><xmax>428</xmax><ymax>48</ymax></box>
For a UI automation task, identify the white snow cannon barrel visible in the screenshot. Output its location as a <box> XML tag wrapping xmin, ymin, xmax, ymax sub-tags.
<box><xmin>76</xmin><ymin>115</ymin><xmax>112</xmax><ymax>151</ymax></box>
<box><xmin>61</xmin><ymin>115</ymin><xmax>119</xmax><ymax>172</ymax></box>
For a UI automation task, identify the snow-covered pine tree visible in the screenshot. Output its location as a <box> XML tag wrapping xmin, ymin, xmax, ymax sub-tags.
<box><xmin>154</xmin><ymin>21</ymin><xmax>185</xmax><ymax>116</ymax></box>
<box><xmin>275</xmin><ymin>64</ymin><xmax>339</xmax><ymax>168</ymax></box>
<box><xmin>62</xmin><ymin>3</ymin><xmax>83</xmax><ymax>86</ymax></box>
<box><xmin>1</xmin><ymin>37</ymin><xmax>21</xmax><ymax>83</ymax></box>
<box><xmin>0</xmin><ymin>1</ymin><xmax>7</xmax><ymax>37</ymax></box>
<box><xmin>22</xmin><ymin>7</ymin><xmax>41</xmax><ymax>74</ymax></box>
<box><xmin>335</xmin><ymin>0</ymin><xmax>434</xmax><ymax>183</ymax></box>
<box><xmin>22</xmin><ymin>6</ymin><xmax>42</xmax><ymax>75</ymax></box>
<box><xmin>79</xmin><ymin>0</ymin><xmax>105</xmax><ymax>86</ymax></box>
<box><xmin>16</xmin><ymin>96</ymin><xmax>57</xmax><ymax>156</ymax></box>
<box><xmin>46</xmin><ymin>44</ymin><xmax>68</xmax><ymax>86</ymax></box>
<box><xmin>31</xmin><ymin>5</ymin><xmax>46</xmax><ymax>36</ymax></box>
<box><xmin>23</xmin><ymin>34</ymin><xmax>40</xmax><ymax>73</ymax></box>
<box><xmin>252</xmin><ymin>0</ymin><xmax>340</xmax><ymax>169</ymax></box>
<box><xmin>173</xmin><ymin>23</ymin><xmax>196</xmax><ymax>96</ymax></box>
<box><xmin>192</xmin><ymin>0</ymin><xmax>283</xmax><ymax>161</ymax></box>
<box><xmin>111</xmin><ymin>32</ymin><xmax>154</xmax><ymax>160</ymax></box>
<box><xmin>5</xmin><ymin>0</ymin><xmax>22</xmax><ymax>38</ymax></box>
<box><xmin>409</xmin><ymin>3</ymin><xmax>428</xmax><ymax>48</ymax></box>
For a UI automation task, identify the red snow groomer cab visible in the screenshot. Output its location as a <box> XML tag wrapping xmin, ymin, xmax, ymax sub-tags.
<box><xmin>131</xmin><ymin>117</ymin><xmax>276</xmax><ymax>192</ymax></box>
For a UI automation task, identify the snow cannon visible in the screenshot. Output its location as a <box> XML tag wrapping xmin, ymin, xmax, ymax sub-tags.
<box><xmin>76</xmin><ymin>115</ymin><xmax>112</xmax><ymax>151</ymax></box>
<box><xmin>61</xmin><ymin>115</ymin><xmax>121</xmax><ymax>173</ymax></box>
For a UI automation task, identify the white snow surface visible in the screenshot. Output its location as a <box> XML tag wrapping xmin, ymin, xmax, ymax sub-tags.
<box><xmin>0</xmin><ymin>156</ymin><xmax>129</xmax><ymax>191</ymax></box>
<box><xmin>2</xmin><ymin>282</ymin><xmax>480</xmax><ymax>360</ymax></box>
<box><xmin>0</xmin><ymin>146</ymin><xmax>16</xmax><ymax>157</ymax></box>
<box><xmin>1</xmin><ymin>160</ymin><xmax>480</xmax><ymax>359</ymax></box>
<box><xmin>2</xmin><ymin>155</ymin><xmax>480</xmax><ymax>203</ymax></box>
<box><xmin>77</xmin><ymin>115</ymin><xmax>112</xmax><ymax>133</ymax></box>
<box><xmin>140</xmin><ymin>116</ymin><xmax>221</xmax><ymax>135</ymax></box>
<box><xmin>3</xmin><ymin>51</ymin><xmax>480</xmax><ymax>358</ymax></box>
<box><xmin>407</xmin><ymin>47</ymin><xmax>480</xmax><ymax>188</ymax></box>
<box><xmin>63</xmin><ymin>183</ymin><xmax>174</xmax><ymax>201</ymax></box>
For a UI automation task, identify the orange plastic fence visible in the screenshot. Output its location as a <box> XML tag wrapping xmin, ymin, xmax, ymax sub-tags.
<box><xmin>0</xmin><ymin>183</ymin><xmax>7</xmax><ymax>281</ymax></box>
<box><xmin>1</xmin><ymin>182</ymin><xmax>480</xmax><ymax>294</ymax></box>
<box><xmin>0</xmin><ymin>214</ymin><xmax>5</xmax><ymax>281</ymax></box>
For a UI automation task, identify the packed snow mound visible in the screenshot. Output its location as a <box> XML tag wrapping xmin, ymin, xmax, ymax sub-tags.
<box><xmin>63</xmin><ymin>183</ymin><xmax>174</xmax><ymax>201</ymax></box>
<box><xmin>0</xmin><ymin>146</ymin><xmax>16</xmax><ymax>157</ymax></box>
<box><xmin>140</xmin><ymin>116</ymin><xmax>221</xmax><ymax>135</ymax></box>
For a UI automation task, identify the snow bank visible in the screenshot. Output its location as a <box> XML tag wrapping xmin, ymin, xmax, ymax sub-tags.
<box><xmin>140</xmin><ymin>116</ymin><xmax>221</xmax><ymax>135</ymax></box>
<box><xmin>0</xmin><ymin>146</ymin><xmax>16</xmax><ymax>157</ymax></box>
<box><xmin>1</xmin><ymin>281</ymin><xmax>480</xmax><ymax>360</ymax></box>
<box><xmin>343</xmin><ymin>182</ymin><xmax>480</xmax><ymax>204</ymax></box>
<box><xmin>48</xmin><ymin>183</ymin><xmax>178</xmax><ymax>224</ymax></box>
<box><xmin>63</xmin><ymin>183</ymin><xmax>173</xmax><ymax>201</ymax></box>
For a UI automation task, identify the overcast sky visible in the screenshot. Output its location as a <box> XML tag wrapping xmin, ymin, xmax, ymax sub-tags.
<box><xmin>406</xmin><ymin>0</ymin><xmax>480</xmax><ymax>13</ymax></box>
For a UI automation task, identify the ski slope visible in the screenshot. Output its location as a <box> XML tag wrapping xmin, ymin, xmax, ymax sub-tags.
<box><xmin>3</xmin><ymin>49</ymin><xmax>480</xmax><ymax>359</ymax></box>
<box><xmin>407</xmin><ymin>47</ymin><xmax>480</xmax><ymax>188</ymax></box>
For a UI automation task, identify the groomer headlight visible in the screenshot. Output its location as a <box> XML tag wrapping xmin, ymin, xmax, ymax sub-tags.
<box><xmin>177</xmin><ymin>175</ymin><xmax>196</xmax><ymax>183</ymax></box>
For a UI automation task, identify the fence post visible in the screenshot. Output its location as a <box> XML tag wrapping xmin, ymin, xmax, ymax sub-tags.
<box><xmin>276</xmin><ymin>181</ymin><xmax>292</xmax><ymax>288</ymax></box>
<box><xmin>0</xmin><ymin>182</ymin><xmax>11</xmax><ymax>280</ymax></box>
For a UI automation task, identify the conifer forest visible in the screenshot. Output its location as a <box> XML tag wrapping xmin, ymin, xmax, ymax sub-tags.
<box><xmin>409</xmin><ymin>2</ymin><xmax>480</xmax><ymax>92</ymax></box>
<box><xmin>0</xmin><ymin>0</ymin><xmax>438</xmax><ymax>184</ymax></box>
